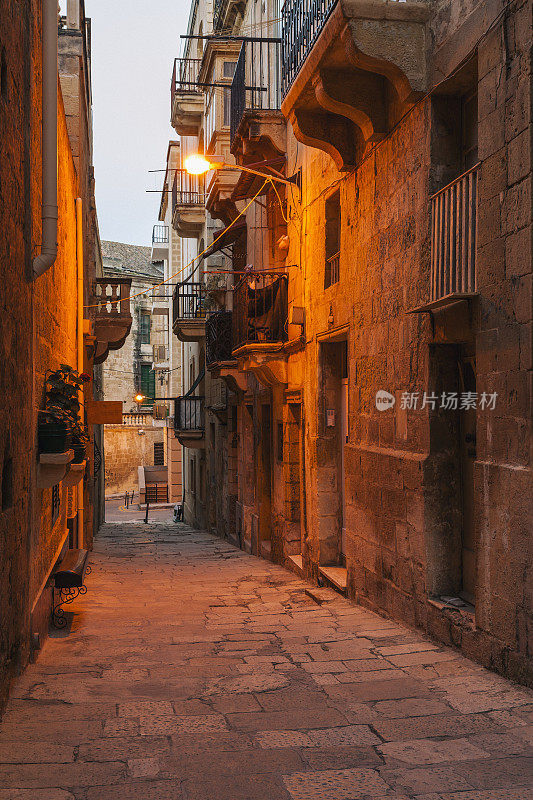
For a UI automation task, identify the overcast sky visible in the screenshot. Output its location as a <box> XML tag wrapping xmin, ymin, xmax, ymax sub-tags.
<box><xmin>83</xmin><ymin>0</ymin><xmax>189</xmax><ymax>246</ymax></box>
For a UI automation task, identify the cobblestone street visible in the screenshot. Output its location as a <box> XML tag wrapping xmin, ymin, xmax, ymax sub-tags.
<box><xmin>0</xmin><ymin>523</ymin><xmax>532</xmax><ymax>800</ymax></box>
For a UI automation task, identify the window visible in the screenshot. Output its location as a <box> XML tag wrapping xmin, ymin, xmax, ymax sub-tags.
<box><xmin>277</xmin><ymin>422</ymin><xmax>284</xmax><ymax>462</ymax></box>
<box><xmin>325</xmin><ymin>190</ymin><xmax>340</xmax><ymax>288</ymax></box>
<box><xmin>139</xmin><ymin>311</ymin><xmax>151</xmax><ymax>344</ymax></box>
<box><xmin>154</xmin><ymin>442</ymin><xmax>164</xmax><ymax>466</ymax></box>
<box><xmin>52</xmin><ymin>484</ymin><xmax>60</xmax><ymax>524</ymax></box>
<box><xmin>140</xmin><ymin>364</ymin><xmax>155</xmax><ymax>404</ymax></box>
<box><xmin>223</xmin><ymin>61</ymin><xmax>236</xmax><ymax>78</ymax></box>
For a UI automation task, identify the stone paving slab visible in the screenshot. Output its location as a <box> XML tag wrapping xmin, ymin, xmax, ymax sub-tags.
<box><xmin>0</xmin><ymin>522</ymin><xmax>531</xmax><ymax>800</ymax></box>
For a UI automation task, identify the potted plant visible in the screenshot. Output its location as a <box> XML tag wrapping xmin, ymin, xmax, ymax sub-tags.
<box><xmin>37</xmin><ymin>410</ymin><xmax>71</xmax><ymax>454</ymax></box>
<box><xmin>38</xmin><ymin>365</ymin><xmax>91</xmax><ymax>455</ymax></box>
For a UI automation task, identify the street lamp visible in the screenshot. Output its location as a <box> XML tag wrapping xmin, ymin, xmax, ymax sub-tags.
<box><xmin>183</xmin><ymin>154</ymin><xmax>300</xmax><ymax>192</ymax></box>
<box><xmin>134</xmin><ymin>393</ymin><xmax>146</xmax><ymax>404</ymax></box>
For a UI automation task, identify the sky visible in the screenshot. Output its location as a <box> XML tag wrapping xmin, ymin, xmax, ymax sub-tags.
<box><xmin>82</xmin><ymin>0</ymin><xmax>190</xmax><ymax>246</ymax></box>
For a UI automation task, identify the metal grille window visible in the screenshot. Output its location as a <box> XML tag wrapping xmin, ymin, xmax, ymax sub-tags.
<box><xmin>154</xmin><ymin>442</ymin><xmax>164</xmax><ymax>466</ymax></box>
<box><xmin>52</xmin><ymin>484</ymin><xmax>60</xmax><ymax>524</ymax></box>
<box><xmin>325</xmin><ymin>190</ymin><xmax>340</xmax><ymax>288</ymax></box>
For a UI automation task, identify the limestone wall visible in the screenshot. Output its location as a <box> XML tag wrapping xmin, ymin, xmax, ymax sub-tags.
<box><xmin>0</xmin><ymin>0</ymin><xmax>39</xmax><ymax>708</ymax></box>
<box><xmin>104</xmin><ymin>424</ymin><xmax>165</xmax><ymax>498</ymax></box>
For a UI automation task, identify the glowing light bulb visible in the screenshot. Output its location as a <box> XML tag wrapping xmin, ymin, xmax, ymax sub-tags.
<box><xmin>184</xmin><ymin>154</ymin><xmax>212</xmax><ymax>175</ymax></box>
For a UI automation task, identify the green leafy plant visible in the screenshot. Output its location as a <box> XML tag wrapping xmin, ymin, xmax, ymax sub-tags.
<box><xmin>39</xmin><ymin>365</ymin><xmax>91</xmax><ymax>452</ymax></box>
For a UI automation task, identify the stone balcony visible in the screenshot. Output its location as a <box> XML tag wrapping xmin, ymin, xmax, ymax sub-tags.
<box><xmin>91</xmin><ymin>278</ymin><xmax>132</xmax><ymax>365</ymax></box>
<box><xmin>170</xmin><ymin>58</ymin><xmax>204</xmax><ymax>137</ymax></box>
<box><xmin>281</xmin><ymin>0</ymin><xmax>430</xmax><ymax>169</ymax></box>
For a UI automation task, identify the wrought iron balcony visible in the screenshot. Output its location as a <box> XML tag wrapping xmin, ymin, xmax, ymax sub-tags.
<box><xmin>282</xmin><ymin>0</ymin><xmax>337</xmax><ymax>97</ymax></box>
<box><xmin>431</xmin><ymin>165</ymin><xmax>478</xmax><ymax>301</ymax></box>
<box><xmin>151</xmin><ymin>224</ymin><xmax>169</xmax><ymax>261</ymax></box>
<box><xmin>172</xmin><ymin>280</ymin><xmax>208</xmax><ymax>342</ymax></box>
<box><xmin>152</xmin><ymin>224</ymin><xmax>169</xmax><ymax>244</ymax></box>
<box><xmin>171</xmin><ymin>171</ymin><xmax>205</xmax><ymax>238</ymax></box>
<box><xmin>230</xmin><ymin>39</ymin><xmax>282</xmax><ymax>148</ymax></box>
<box><xmin>170</xmin><ymin>58</ymin><xmax>204</xmax><ymax>136</ymax></box>
<box><xmin>174</xmin><ymin>396</ymin><xmax>205</xmax><ymax>447</ymax></box>
<box><xmin>91</xmin><ymin>278</ymin><xmax>133</xmax><ymax>364</ymax></box>
<box><xmin>232</xmin><ymin>272</ymin><xmax>288</xmax><ymax>351</ymax></box>
<box><xmin>171</xmin><ymin>57</ymin><xmax>202</xmax><ymax>95</ymax></box>
<box><xmin>206</xmin><ymin>311</ymin><xmax>233</xmax><ymax>367</ymax></box>
<box><xmin>410</xmin><ymin>165</ymin><xmax>479</xmax><ymax>314</ymax></box>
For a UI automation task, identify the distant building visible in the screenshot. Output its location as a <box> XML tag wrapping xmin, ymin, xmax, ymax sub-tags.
<box><xmin>101</xmin><ymin>241</ymin><xmax>181</xmax><ymax>505</ymax></box>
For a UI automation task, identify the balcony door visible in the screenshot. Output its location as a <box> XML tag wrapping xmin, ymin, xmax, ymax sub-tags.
<box><xmin>140</xmin><ymin>365</ymin><xmax>155</xmax><ymax>406</ymax></box>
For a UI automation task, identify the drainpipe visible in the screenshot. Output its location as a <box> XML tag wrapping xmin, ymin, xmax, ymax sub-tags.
<box><xmin>33</xmin><ymin>0</ymin><xmax>58</xmax><ymax>279</ymax></box>
<box><xmin>76</xmin><ymin>198</ymin><xmax>84</xmax><ymax>548</ymax></box>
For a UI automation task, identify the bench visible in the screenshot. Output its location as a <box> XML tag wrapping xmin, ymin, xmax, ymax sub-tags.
<box><xmin>52</xmin><ymin>549</ymin><xmax>90</xmax><ymax>628</ymax></box>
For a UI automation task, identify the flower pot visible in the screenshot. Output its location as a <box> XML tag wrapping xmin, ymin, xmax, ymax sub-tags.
<box><xmin>38</xmin><ymin>422</ymin><xmax>71</xmax><ymax>454</ymax></box>
<box><xmin>72</xmin><ymin>442</ymin><xmax>87</xmax><ymax>464</ymax></box>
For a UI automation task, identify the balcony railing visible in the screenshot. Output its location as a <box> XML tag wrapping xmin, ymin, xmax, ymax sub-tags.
<box><xmin>430</xmin><ymin>164</ymin><xmax>479</xmax><ymax>301</ymax></box>
<box><xmin>174</xmin><ymin>396</ymin><xmax>205</xmax><ymax>433</ymax></box>
<box><xmin>92</xmin><ymin>278</ymin><xmax>132</xmax><ymax>319</ymax></box>
<box><xmin>171</xmin><ymin>57</ymin><xmax>202</xmax><ymax>100</ymax></box>
<box><xmin>230</xmin><ymin>39</ymin><xmax>282</xmax><ymax>145</ymax></box>
<box><xmin>206</xmin><ymin>311</ymin><xmax>233</xmax><ymax>366</ymax></box>
<box><xmin>326</xmin><ymin>251</ymin><xmax>340</xmax><ymax>286</ymax></box>
<box><xmin>282</xmin><ymin>0</ymin><xmax>338</xmax><ymax>97</ymax></box>
<box><xmin>172</xmin><ymin>170</ymin><xmax>205</xmax><ymax>207</ymax></box>
<box><xmin>233</xmin><ymin>272</ymin><xmax>288</xmax><ymax>350</ymax></box>
<box><xmin>173</xmin><ymin>280</ymin><xmax>208</xmax><ymax>322</ymax></box>
<box><xmin>122</xmin><ymin>412</ymin><xmax>151</xmax><ymax>426</ymax></box>
<box><xmin>152</xmin><ymin>224</ymin><xmax>169</xmax><ymax>245</ymax></box>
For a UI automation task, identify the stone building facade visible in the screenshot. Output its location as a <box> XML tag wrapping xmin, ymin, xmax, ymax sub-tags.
<box><xmin>0</xmin><ymin>0</ymin><xmax>130</xmax><ymax>709</ymax></box>
<box><xmin>170</xmin><ymin>0</ymin><xmax>532</xmax><ymax>684</ymax></box>
<box><xmin>101</xmin><ymin>241</ymin><xmax>171</xmax><ymax>501</ymax></box>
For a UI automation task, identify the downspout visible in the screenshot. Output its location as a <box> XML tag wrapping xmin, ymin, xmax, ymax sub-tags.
<box><xmin>33</xmin><ymin>0</ymin><xmax>58</xmax><ymax>278</ymax></box>
<box><xmin>76</xmin><ymin>198</ymin><xmax>84</xmax><ymax>548</ymax></box>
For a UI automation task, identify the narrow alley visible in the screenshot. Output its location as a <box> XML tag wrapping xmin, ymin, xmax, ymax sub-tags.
<box><xmin>0</xmin><ymin>523</ymin><xmax>531</xmax><ymax>800</ymax></box>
